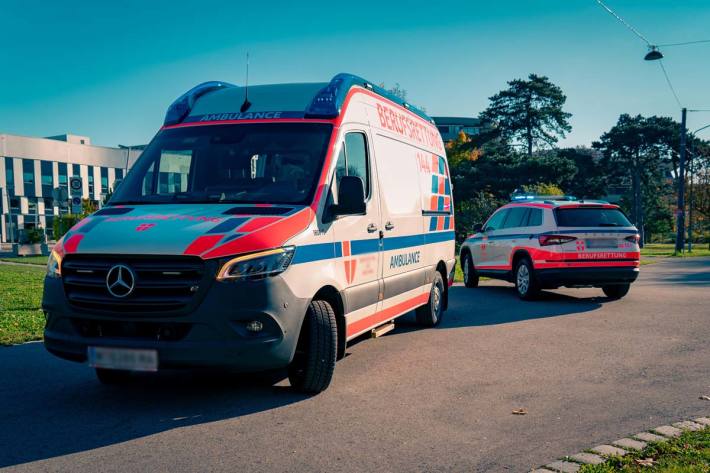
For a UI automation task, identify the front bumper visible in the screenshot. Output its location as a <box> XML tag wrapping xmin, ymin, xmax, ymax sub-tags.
<box><xmin>42</xmin><ymin>273</ymin><xmax>309</xmax><ymax>372</ymax></box>
<box><xmin>536</xmin><ymin>266</ymin><xmax>639</xmax><ymax>288</ymax></box>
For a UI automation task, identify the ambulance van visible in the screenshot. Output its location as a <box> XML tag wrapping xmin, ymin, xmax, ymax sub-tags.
<box><xmin>42</xmin><ymin>73</ymin><xmax>456</xmax><ymax>393</ymax></box>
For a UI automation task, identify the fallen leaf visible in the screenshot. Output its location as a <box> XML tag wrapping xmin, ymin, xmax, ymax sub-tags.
<box><xmin>635</xmin><ymin>458</ymin><xmax>655</xmax><ymax>467</ymax></box>
<box><xmin>512</xmin><ymin>408</ymin><xmax>527</xmax><ymax>415</ymax></box>
<box><xmin>700</xmin><ymin>395</ymin><xmax>710</xmax><ymax>401</ymax></box>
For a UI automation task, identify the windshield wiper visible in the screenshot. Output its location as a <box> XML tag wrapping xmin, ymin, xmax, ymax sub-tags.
<box><xmin>598</xmin><ymin>223</ymin><xmax>622</xmax><ymax>227</ymax></box>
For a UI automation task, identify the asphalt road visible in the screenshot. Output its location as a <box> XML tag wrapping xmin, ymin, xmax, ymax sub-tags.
<box><xmin>1</xmin><ymin>258</ymin><xmax>709</xmax><ymax>472</ymax></box>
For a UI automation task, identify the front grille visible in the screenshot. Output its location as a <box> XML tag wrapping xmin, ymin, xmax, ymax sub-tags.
<box><xmin>62</xmin><ymin>254</ymin><xmax>209</xmax><ymax>314</ymax></box>
<box><xmin>71</xmin><ymin>318</ymin><xmax>192</xmax><ymax>341</ymax></box>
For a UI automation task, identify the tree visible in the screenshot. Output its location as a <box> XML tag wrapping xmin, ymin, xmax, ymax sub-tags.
<box><xmin>557</xmin><ymin>147</ymin><xmax>607</xmax><ymax>199</ymax></box>
<box><xmin>593</xmin><ymin>114</ymin><xmax>678</xmax><ymax>245</ymax></box>
<box><xmin>520</xmin><ymin>183</ymin><xmax>564</xmax><ymax>196</ymax></box>
<box><xmin>481</xmin><ymin>74</ymin><xmax>572</xmax><ymax>157</ymax></box>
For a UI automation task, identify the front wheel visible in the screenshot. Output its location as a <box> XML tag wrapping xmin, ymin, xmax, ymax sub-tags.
<box><xmin>288</xmin><ymin>300</ymin><xmax>337</xmax><ymax>394</ymax></box>
<box><xmin>462</xmin><ymin>254</ymin><xmax>479</xmax><ymax>288</ymax></box>
<box><xmin>514</xmin><ymin>259</ymin><xmax>540</xmax><ymax>300</ymax></box>
<box><xmin>602</xmin><ymin>284</ymin><xmax>630</xmax><ymax>299</ymax></box>
<box><xmin>416</xmin><ymin>272</ymin><xmax>445</xmax><ymax>327</ymax></box>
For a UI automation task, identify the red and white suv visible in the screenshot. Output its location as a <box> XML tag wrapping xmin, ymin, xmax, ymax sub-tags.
<box><xmin>459</xmin><ymin>198</ymin><xmax>641</xmax><ymax>300</ymax></box>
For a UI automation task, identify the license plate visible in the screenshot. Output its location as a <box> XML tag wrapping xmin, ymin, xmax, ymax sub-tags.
<box><xmin>88</xmin><ymin>346</ymin><xmax>158</xmax><ymax>372</ymax></box>
<box><xmin>586</xmin><ymin>239</ymin><xmax>619</xmax><ymax>249</ymax></box>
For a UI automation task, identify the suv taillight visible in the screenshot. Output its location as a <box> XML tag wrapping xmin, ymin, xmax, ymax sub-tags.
<box><xmin>538</xmin><ymin>235</ymin><xmax>577</xmax><ymax>246</ymax></box>
<box><xmin>625</xmin><ymin>234</ymin><xmax>640</xmax><ymax>243</ymax></box>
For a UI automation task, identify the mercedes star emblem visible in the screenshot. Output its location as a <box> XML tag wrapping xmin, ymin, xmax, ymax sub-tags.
<box><xmin>105</xmin><ymin>264</ymin><xmax>136</xmax><ymax>298</ymax></box>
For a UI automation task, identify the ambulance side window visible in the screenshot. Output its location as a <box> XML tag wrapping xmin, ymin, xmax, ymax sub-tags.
<box><xmin>334</xmin><ymin>132</ymin><xmax>370</xmax><ymax>200</ymax></box>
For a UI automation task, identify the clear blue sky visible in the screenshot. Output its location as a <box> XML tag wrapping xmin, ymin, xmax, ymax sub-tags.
<box><xmin>2</xmin><ymin>0</ymin><xmax>709</xmax><ymax>148</ymax></box>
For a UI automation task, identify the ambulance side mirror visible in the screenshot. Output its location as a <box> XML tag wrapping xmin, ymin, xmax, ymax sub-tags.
<box><xmin>333</xmin><ymin>176</ymin><xmax>366</xmax><ymax>217</ymax></box>
<box><xmin>473</xmin><ymin>223</ymin><xmax>483</xmax><ymax>233</ymax></box>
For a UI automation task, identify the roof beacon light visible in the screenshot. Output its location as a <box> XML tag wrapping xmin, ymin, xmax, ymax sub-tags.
<box><xmin>510</xmin><ymin>193</ymin><xmax>577</xmax><ymax>202</ymax></box>
<box><xmin>164</xmin><ymin>81</ymin><xmax>237</xmax><ymax>126</ymax></box>
<box><xmin>305</xmin><ymin>75</ymin><xmax>347</xmax><ymax>118</ymax></box>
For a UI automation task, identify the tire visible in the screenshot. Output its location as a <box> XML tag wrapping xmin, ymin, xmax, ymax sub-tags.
<box><xmin>462</xmin><ymin>253</ymin><xmax>479</xmax><ymax>288</ymax></box>
<box><xmin>416</xmin><ymin>272</ymin><xmax>445</xmax><ymax>327</ymax></box>
<box><xmin>602</xmin><ymin>284</ymin><xmax>630</xmax><ymax>299</ymax></box>
<box><xmin>95</xmin><ymin>368</ymin><xmax>131</xmax><ymax>385</ymax></box>
<box><xmin>514</xmin><ymin>258</ymin><xmax>540</xmax><ymax>300</ymax></box>
<box><xmin>288</xmin><ymin>300</ymin><xmax>337</xmax><ymax>394</ymax></box>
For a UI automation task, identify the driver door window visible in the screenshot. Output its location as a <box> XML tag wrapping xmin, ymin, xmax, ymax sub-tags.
<box><xmin>333</xmin><ymin>132</ymin><xmax>370</xmax><ymax>201</ymax></box>
<box><xmin>484</xmin><ymin>209</ymin><xmax>508</xmax><ymax>232</ymax></box>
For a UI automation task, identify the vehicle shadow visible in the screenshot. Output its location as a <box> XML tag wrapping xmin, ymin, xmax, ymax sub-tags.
<box><xmin>347</xmin><ymin>284</ymin><xmax>605</xmax><ymax>346</ymax></box>
<box><xmin>0</xmin><ymin>342</ymin><xmax>302</xmax><ymax>468</ymax></box>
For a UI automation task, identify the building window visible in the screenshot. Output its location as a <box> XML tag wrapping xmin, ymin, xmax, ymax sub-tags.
<box><xmin>4</xmin><ymin>158</ymin><xmax>14</xmax><ymax>196</ymax></box>
<box><xmin>9</xmin><ymin>197</ymin><xmax>20</xmax><ymax>213</ymax></box>
<box><xmin>41</xmin><ymin>160</ymin><xmax>53</xmax><ymax>197</ymax></box>
<box><xmin>100</xmin><ymin>167</ymin><xmax>109</xmax><ymax>195</ymax></box>
<box><xmin>27</xmin><ymin>197</ymin><xmax>38</xmax><ymax>216</ymax></box>
<box><xmin>23</xmin><ymin>159</ymin><xmax>36</xmax><ymax>197</ymax></box>
<box><xmin>88</xmin><ymin>166</ymin><xmax>95</xmax><ymax>195</ymax></box>
<box><xmin>116</xmin><ymin>168</ymin><xmax>124</xmax><ymax>181</ymax></box>
<box><xmin>58</xmin><ymin>162</ymin><xmax>68</xmax><ymax>191</ymax></box>
<box><xmin>437</xmin><ymin>126</ymin><xmax>449</xmax><ymax>134</ymax></box>
<box><xmin>72</xmin><ymin>164</ymin><xmax>81</xmax><ymax>178</ymax></box>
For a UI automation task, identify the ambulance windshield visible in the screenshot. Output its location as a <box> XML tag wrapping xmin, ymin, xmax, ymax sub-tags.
<box><xmin>110</xmin><ymin>123</ymin><xmax>332</xmax><ymax>205</ymax></box>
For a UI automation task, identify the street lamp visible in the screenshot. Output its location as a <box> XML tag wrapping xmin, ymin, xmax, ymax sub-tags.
<box><xmin>644</xmin><ymin>46</ymin><xmax>664</xmax><ymax>61</ymax></box>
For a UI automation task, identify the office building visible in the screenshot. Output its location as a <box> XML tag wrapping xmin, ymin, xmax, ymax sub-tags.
<box><xmin>0</xmin><ymin>133</ymin><xmax>142</xmax><ymax>243</ymax></box>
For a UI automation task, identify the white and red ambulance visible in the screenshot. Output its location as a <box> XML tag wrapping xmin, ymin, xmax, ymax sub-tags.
<box><xmin>42</xmin><ymin>73</ymin><xmax>456</xmax><ymax>393</ymax></box>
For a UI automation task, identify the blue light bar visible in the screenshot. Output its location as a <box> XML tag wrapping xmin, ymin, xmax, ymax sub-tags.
<box><xmin>510</xmin><ymin>194</ymin><xmax>577</xmax><ymax>202</ymax></box>
<box><xmin>164</xmin><ymin>81</ymin><xmax>237</xmax><ymax>126</ymax></box>
<box><xmin>305</xmin><ymin>73</ymin><xmax>433</xmax><ymax>123</ymax></box>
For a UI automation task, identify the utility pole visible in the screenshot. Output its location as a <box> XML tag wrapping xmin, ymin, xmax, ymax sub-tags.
<box><xmin>688</xmin><ymin>138</ymin><xmax>694</xmax><ymax>253</ymax></box>
<box><xmin>675</xmin><ymin>107</ymin><xmax>687</xmax><ymax>254</ymax></box>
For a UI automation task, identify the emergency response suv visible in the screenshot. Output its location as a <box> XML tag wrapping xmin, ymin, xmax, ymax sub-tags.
<box><xmin>42</xmin><ymin>73</ymin><xmax>456</xmax><ymax>393</ymax></box>
<box><xmin>459</xmin><ymin>196</ymin><xmax>640</xmax><ymax>300</ymax></box>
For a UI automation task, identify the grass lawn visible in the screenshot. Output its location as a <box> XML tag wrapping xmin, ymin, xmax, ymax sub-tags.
<box><xmin>579</xmin><ymin>426</ymin><xmax>710</xmax><ymax>472</ymax></box>
<box><xmin>0</xmin><ymin>264</ymin><xmax>46</xmax><ymax>345</ymax></box>
<box><xmin>641</xmin><ymin>243</ymin><xmax>710</xmax><ymax>258</ymax></box>
<box><xmin>0</xmin><ymin>255</ymin><xmax>49</xmax><ymax>265</ymax></box>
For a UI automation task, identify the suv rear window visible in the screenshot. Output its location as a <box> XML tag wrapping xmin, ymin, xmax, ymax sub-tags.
<box><xmin>555</xmin><ymin>207</ymin><xmax>631</xmax><ymax>227</ymax></box>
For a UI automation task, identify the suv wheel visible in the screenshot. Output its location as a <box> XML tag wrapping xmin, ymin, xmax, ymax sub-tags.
<box><xmin>462</xmin><ymin>254</ymin><xmax>479</xmax><ymax>288</ymax></box>
<box><xmin>416</xmin><ymin>272</ymin><xmax>445</xmax><ymax>327</ymax></box>
<box><xmin>288</xmin><ymin>300</ymin><xmax>337</xmax><ymax>394</ymax></box>
<box><xmin>514</xmin><ymin>258</ymin><xmax>540</xmax><ymax>300</ymax></box>
<box><xmin>602</xmin><ymin>284</ymin><xmax>630</xmax><ymax>299</ymax></box>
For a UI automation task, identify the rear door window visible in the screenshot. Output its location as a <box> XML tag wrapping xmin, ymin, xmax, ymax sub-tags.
<box><xmin>526</xmin><ymin>208</ymin><xmax>543</xmax><ymax>226</ymax></box>
<box><xmin>502</xmin><ymin>207</ymin><xmax>529</xmax><ymax>229</ymax></box>
<box><xmin>555</xmin><ymin>207</ymin><xmax>632</xmax><ymax>227</ymax></box>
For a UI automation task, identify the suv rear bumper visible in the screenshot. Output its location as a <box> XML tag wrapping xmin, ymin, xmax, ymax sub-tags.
<box><xmin>42</xmin><ymin>273</ymin><xmax>310</xmax><ymax>372</ymax></box>
<box><xmin>536</xmin><ymin>266</ymin><xmax>639</xmax><ymax>288</ymax></box>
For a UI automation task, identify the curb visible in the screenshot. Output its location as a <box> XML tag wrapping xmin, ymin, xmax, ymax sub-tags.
<box><xmin>530</xmin><ymin>416</ymin><xmax>710</xmax><ymax>472</ymax></box>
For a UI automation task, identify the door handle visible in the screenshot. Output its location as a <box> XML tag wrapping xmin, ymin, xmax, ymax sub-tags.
<box><xmin>384</xmin><ymin>222</ymin><xmax>395</xmax><ymax>231</ymax></box>
<box><xmin>367</xmin><ymin>223</ymin><xmax>378</xmax><ymax>233</ymax></box>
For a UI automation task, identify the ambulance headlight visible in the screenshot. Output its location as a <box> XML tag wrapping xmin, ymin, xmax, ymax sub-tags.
<box><xmin>216</xmin><ymin>247</ymin><xmax>295</xmax><ymax>281</ymax></box>
<box><xmin>47</xmin><ymin>249</ymin><xmax>63</xmax><ymax>278</ymax></box>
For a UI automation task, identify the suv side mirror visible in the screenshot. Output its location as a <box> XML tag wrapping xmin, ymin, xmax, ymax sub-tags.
<box><xmin>473</xmin><ymin>223</ymin><xmax>483</xmax><ymax>233</ymax></box>
<box><xmin>332</xmin><ymin>176</ymin><xmax>366</xmax><ymax>217</ymax></box>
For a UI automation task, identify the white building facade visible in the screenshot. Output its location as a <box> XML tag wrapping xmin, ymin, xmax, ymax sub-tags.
<box><xmin>0</xmin><ymin>133</ymin><xmax>142</xmax><ymax>243</ymax></box>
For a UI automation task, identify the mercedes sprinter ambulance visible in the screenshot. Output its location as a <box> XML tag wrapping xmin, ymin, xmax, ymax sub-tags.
<box><xmin>42</xmin><ymin>73</ymin><xmax>456</xmax><ymax>393</ymax></box>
